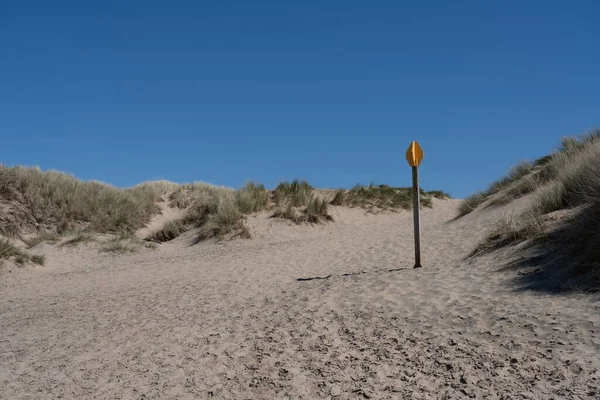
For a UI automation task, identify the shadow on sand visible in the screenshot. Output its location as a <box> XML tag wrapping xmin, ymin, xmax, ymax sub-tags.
<box><xmin>496</xmin><ymin>211</ymin><xmax>600</xmax><ymax>294</ymax></box>
<box><xmin>297</xmin><ymin>267</ymin><xmax>408</xmax><ymax>282</ymax></box>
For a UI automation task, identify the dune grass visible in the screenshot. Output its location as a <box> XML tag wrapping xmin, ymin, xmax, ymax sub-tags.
<box><xmin>487</xmin><ymin>161</ymin><xmax>534</xmax><ymax>196</ymax></box>
<box><xmin>0</xmin><ymin>238</ymin><xmax>45</xmax><ymax>266</ymax></box>
<box><xmin>0</xmin><ymin>166</ymin><xmax>177</xmax><ymax>236</ymax></box>
<box><xmin>236</xmin><ymin>181</ymin><xmax>269</xmax><ymax>213</ymax></box>
<box><xmin>168</xmin><ymin>182</ymin><xmax>232</xmax><ymax>209</ymax></box>
<box><xmin>100</xmin><ymin>233</ymin><xmax>156</xmax><ymax>253</ymax></box>
<box><xmin>151</xmin><ymin>181</ymin><xmax>269</xmax><ymax>243</ymax></box>
<box><xmin>457</xmin><ymin>192</ymin><xmax>487</xmax><ymax>217</ymax></box>
<box><xmin>196</xmin><ymin>198</ymin><xmax>249</xmax><ymax>240</ymax></box>
<box><xmin>330</xmin><ymin>189</ymin><xmax>345</xmax><ymax>206</ymax></box>
<box><xmin>23</xmin><ymin>231</ymin><xmax>61</xmax><ymax>248</ymax></box>
<box><xmin>333</xmin><ymin>184</ymin><xmax>434</xmax><ymax>211</ymax></box>
<box><xmin>427</xmin><ymin>190</ymin><xmax>452</xmax><ymax>200</ymax></box>
<box><xmin>272</xmin><ymin>195</ymin><xmax>333</xmax><ymax>224</ymax></box>
<box><xmin>532</xmin><ymin>132</ymin><xmax>600</xmax><ymax>215</ymax></box>
<box><xmin>0</xmin><ymin>238</ymin><xmax>22</xmax><ymax>261</ymax></box>
<box><xmin>305</xmin><ymin>196</ymin><xmax>333</xmax><ymax>223</ymax></box>
<box><xmin>273</xmin><ymin>180</ymin><xmax>313</xmax><ymax>207</ymax></box>
<box><xmin>468</xmin><ymin>212</ymin><xmax>545</xmax><ymax>257</ymax></box>
<box><xmin>147</xmin><ymin>219</ymin><xmax>188</xmax><ymax>243</ymax></box>
<box><xmin>457</xmin><ymin>161</ymin><xmax>536</xmax><ymax>216</ymax></box>
<box><xmin>2</xmin><ymin>166</ymin><xmax>447</xmax><ymax>247</ymax></box>
<box><xmin>60</xmin><ymin>232</ymin><xmax>96</xmax><ymax>247</ymax></box>
<box><xmin>271</xmin><ymin>205</ymin><xmax>299</xmax><ymax>222</ymax></box>
<box><xmin>458</xmin><ymin>129</ymin><xmax>600</xmax><ymax>217</ymax></box>
<box><xmin>269</xmin><ymin>180</ymin><xmax>334</xmax><ymax>224</ymax></box>
<box><xmin>29</xmin><ymin>254</ymin><xmax>46</xmax><ymax>265</ymax></box>
<box><xmin>468</xmin><ymin>130</ymin><xmax>600</xmax><ymax>289</ymax></box>
<box><xmin>100</xmin><ymin>239</ymin><xmax>138</xmax><ymax>254</ymax></box>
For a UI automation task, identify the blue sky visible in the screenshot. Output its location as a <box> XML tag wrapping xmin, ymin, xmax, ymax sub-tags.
<box><xmin>1</xmin><ymin>1</ymin><xmax>598</xmax><ymax>198</ymax></box>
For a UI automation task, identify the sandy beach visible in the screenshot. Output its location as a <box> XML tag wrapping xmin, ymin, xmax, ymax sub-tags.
<box><xmin>1</xmin><ymin>198</ymin><xmax>599</xmax><ymax>399</ymax></box>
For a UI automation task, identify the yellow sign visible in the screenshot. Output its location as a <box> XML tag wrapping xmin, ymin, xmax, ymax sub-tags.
<box><xmin>406</xmin><ymin>141</ymin><xmax>424</xmax><ymax>167</ymax></box>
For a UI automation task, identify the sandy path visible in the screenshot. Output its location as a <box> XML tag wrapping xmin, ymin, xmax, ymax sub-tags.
<box><xmin>1</xmin><ymin>200</ymin><xmax>599</xmax><ymax>399</ymax></box>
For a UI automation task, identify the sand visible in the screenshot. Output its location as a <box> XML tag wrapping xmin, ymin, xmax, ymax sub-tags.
<box><xmin>1</xmin><ymin>199</ymin><xmax>599</xmax><ymax>399</ymax></box>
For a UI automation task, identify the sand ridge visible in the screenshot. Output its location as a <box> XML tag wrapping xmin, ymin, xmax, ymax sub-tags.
<box><xmin>1</xmin><ymin>199</ymin><xmax>599</xmax><ymax>399</ymax></box>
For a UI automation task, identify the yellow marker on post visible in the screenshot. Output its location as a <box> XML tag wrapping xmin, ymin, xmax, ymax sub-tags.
<box><xmin>406</xmin><ymin>141</ymin><xmax>424</xmax><ymax>268</ymax></box>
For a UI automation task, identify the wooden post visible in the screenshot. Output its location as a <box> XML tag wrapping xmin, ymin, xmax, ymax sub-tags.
<box><xmin>412</xmin><ymin>166</ymin><xmax>422</xmax><ymax>268</ymax></box>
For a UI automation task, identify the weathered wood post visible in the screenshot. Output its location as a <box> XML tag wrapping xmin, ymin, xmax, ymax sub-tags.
<box><xmin>406</xmin><ymin>141</ymin><xmax>424</xmax><ymax>269</ymax></box>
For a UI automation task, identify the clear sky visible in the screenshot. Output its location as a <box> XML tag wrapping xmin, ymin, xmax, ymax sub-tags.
<box><xmin>1</xmin><ymin>1</ymin><xmax>598</xmax><ymax>198</ymax></box>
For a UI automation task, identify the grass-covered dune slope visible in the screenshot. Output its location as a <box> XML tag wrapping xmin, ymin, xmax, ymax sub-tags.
<box><xmin>0</xmin><ymin>166</ymin><xmax>449</xmax><ymax>265</ymax></box>
<box><xmin>458</xmin><ymin>129</ymin><xmax>600</xmax><ymax>292</ymax></box>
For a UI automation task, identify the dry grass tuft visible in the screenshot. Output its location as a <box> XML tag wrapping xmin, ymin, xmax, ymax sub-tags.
<box><xmin>60</xmin><ymin>232</ymin><xmax>96</xmax><ymax>247</ymax></box>
<box><xmin>196</xmin><ymin>198</ymin><xmax>247</xmax><ymax>241</ymax></box>
<box><xmin>0</xmin><ymin>238</ymin><xmax>22</xmax><ymax>261</ymax></box>
<box><xmin>305</xmin><ymin>196</ymin><xmax>333</xmax><ymax>223</ymax></box>
<box><xmin>0</xmin><ymin>238</ymin><xmax>45</xmax><ymax>266</ymax></box>
<box><xmin>30</xmin><ymin>255</ymin><xmax>45</xmax><ymax>265</ymax></box>
<box><xmin>274</xmin><ymin>180</ymin><xmax>313</xmax><ymax>207</ymax></box>
<box><xmin>330</xmin><ymin>189</ymin><xmax>345</xmax><ymax>205</ymax></box>
<box><xmin>23</xmin><ymin>231</ymin><xmax>61</xmax><ymax>248</ymax></box>
<box><xmin>236</xmin><ymin>181</ymin><xmax>269</xmax><ymax>213</ymax></box>
<box><xmin>458</xmin><ymin>162</ymin><xmax>535</xmax><ymax>217</ymax></box>
<box><xmin>270</xmin><ymin>180</ymin><xmax>334</xmax><ymax>224</ymax></box>
<box><xmin>100</xmin><ymin>240</ymin><xmax>138</xmax><ymax>254</ymax></box>
<box><xmin>100</xmin><ymin>233</ymin><xmax>154</xmax><ymax>253</ymax></box>
<box><xmin>272</xmin><ymin>195</ymin><xmax>333</xmax><ymax>224</ymax></box>
<box><xmin>153</xmin><ymin>183</ymin><xmax>254</xmax><ymax>243</ymax></box>
<box><xmin>271</xmin><ymin>205</ymin><xmax>300</xmax><ymax>222</ymax></box>
<box><xmin>469</xmin><ymin>212</ymin><xmax>545</xmax><ymax>257</ymax></box>
<box><xmin>457</xmin><ymin>192</ymin><xmax>486</xmax><ymax>217</ymax></box>
<box><xmin>146</xmin><ymin>219</ymin><xmax>188</xmax><ymax>243</ymax></box>
<box><xmin>487</xmin><ymin>161</ymin><xmax>534</xmax><ymax>195</ymax></box>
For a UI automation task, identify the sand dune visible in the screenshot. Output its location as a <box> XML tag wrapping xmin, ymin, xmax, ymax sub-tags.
<box><xmin>1</xmin><ymin>198</ymin><xmax>599</xmax><ymax>399</ymax></box>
